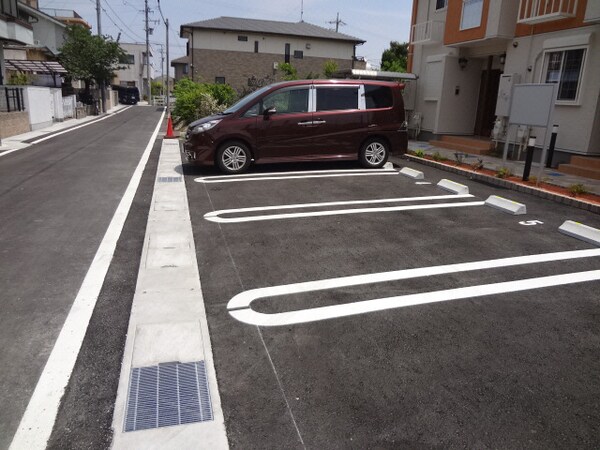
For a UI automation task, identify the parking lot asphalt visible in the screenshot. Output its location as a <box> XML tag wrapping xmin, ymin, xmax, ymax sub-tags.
<box><xmin>184</xmin><ymin>159</ymin><xmax>600</xmax><ymax>449</ymax></box>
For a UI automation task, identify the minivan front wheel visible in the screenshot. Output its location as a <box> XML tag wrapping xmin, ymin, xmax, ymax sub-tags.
<box><xmin>217</xmin><ymin>141</ymin><xmax>251</xmax><ymax>174</ymax></box>
<box><xmin>359</xmin><ymin>138</ymin><xmax>389</xmax><ymax>168</ymax></box>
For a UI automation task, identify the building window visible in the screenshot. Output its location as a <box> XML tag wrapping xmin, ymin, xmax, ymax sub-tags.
<box><xmin>238</xmin><ymin>35</ymin><xmax>248</xmax><ymax>41</ymax></box>
<box><xmin>215</xmin><ymin>77</ymin><xmax>226</xmax><ymax>84</ymax></box>
<box><xmin>293</xmin><ymin>50</ymin><xmax>304</xmax><ymax>59</ymax></box>
<box><xmin>120</xmin><ymin>54</ymin><xmax>135</xmax><ymax>65</ymax></box>
<box><xmin>460</xmin><ymin>0</ymin><xmax>484</xmax><ymax>30</ymax></box>
<box><xmin>436</xmin><ymin>0</ymin><xmax>448</xmax><ymax>10</ymax></box>
<box><xmin>285</xmin><ymin>43</ymin><xmax>291</xmax><ymax>64</ymax></box>
<box><xmin>183</xmin><ymin>64</ymin><xmax>189</xmax><ymax>75</ymax></box>
<box><xmin>543</xmin><ymin>48</ymin><xmax>586</xmax><ymax>102</ymax></box>
<box><xmin>254</xmin><ymin>41</ymin><xmax>259</xmax><ymax>53</ymax></box>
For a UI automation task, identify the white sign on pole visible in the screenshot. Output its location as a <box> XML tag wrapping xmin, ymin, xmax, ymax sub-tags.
<box><xmin>509</xmin><ymin>84</ymin><xmax>556</xmax><ymax>127</ymax></box>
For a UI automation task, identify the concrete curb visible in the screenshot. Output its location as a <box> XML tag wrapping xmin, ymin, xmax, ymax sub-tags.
<box><xmin>392</xmin><ymin>155</ymin><xmax>600</xmax><ymax>214</ymax></box>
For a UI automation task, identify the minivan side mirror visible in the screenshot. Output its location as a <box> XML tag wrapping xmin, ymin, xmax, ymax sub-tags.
<box><xmin>263</xmin><ymin>106</ymin><xmax>276</xmax><ymax>118</ymax></box>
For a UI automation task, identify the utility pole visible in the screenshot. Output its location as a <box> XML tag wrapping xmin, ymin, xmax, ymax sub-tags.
<box><xmin>158</xmin><ymin>44</ymin><xmax>164</xmax><ymax>96</ymax></box>
<box><xmin>328</xmin><ymin>12</ymin><xmax>346</xmax><ymax>32</ymax></box>
<box><xmin>300</xmin><ymin>0</ymin><xmax>304</xmax><ymax>22</ymax></box>
<box><xmin>157</xmin><ymin>0</ymin><xmax>170</xmax><ymax>114</ymax></box>
<box><xmin>96</xmin><ymin>0</ymin><xmax>101</xmax><ymax>35</ymax></box>
<box><xmin>165</xmin><ymin>18</ymin><xmax>170</xmax><ymax>114</ymax></box>
<box><xmin>96</xmin><ymin>0</ymin><xmax>107</xmax><ymax>113</ymax></box>
<box><xmin>145</xmin><ymin>0</ymin><xmax>151</xmax><ymax>105</ymax></box>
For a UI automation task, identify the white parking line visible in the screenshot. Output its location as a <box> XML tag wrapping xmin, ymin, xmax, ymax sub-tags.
<box><xmin>205</xmin><ymin>196</ymin><xmax>483</xmax><ymax>223</ymax></box>
<box><xmin>195</xmin><ymin>168</ymin><xmax>397</xmax><ymax>183</ymax></box>
<box><xmin>227</xmin><ymin>248</ymin><xmax>600</xmax><ymax>326</ymax></box>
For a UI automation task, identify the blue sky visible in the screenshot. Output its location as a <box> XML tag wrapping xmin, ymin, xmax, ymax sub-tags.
<box><xmin>38</xmin><ymin>0</ymin><xmax>413</xmax><ymax>75</ymax></box>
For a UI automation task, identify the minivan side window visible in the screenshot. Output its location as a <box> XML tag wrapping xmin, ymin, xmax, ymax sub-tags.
<box><xmin>316</xmin><ymin>87</ymin><xmax>359</xmax><ymax>112</ymax></box>
<box><xmin>365</xmin><ymin>85</ymin><xmax>393</xmax><ymax>109</ymax></box>
<box><xmin>261</xmin><ymin>87</ymin><xmax>309</xmax><ymax>115</ymax></box>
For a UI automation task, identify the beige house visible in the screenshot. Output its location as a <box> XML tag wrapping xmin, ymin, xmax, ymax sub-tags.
<box><xmin>408</xmin><ymin>0</ymin><xmax>600</xmax><ymax>176</ymax></box>
<box><xmin>179</xmin><ymin>16</ymin><xmax>366</xmax><ymax>93</ymax></box>
<box><xmin>112</xmin><ymin>43</ymin><xmax>152</xmax><ymax>95</ymax></box>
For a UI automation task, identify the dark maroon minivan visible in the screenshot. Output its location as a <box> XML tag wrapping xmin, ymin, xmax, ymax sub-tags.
<box><xmin>183</xmin><ymin>79</ymin><xmax>408</xmax><ymax>174</ymax></box>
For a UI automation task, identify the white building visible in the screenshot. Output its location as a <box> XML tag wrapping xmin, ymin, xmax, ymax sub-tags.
<box><xmin>113</xmin><ymin>43</ymin><xmax>152</xmax><ymax>97</ymax></box>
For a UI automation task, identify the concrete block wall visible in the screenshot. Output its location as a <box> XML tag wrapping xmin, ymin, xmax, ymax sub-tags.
<box><xmin>188</xmin><ymin>49</ymin><xmax>356</xmax><ymax>93</ymax></box>
<box><xmin>0</xmin><ymin>111</ymin><xmax>30</xmax><ymax>138</ymax></box>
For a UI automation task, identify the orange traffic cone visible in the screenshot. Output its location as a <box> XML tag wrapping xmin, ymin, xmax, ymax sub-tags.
<box><xmin>165</xmin><ymin>114</ymin><xmax>176</xmax><ymax>139</ymax></box>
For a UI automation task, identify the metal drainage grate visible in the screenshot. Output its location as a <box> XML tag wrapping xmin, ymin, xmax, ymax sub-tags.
<box><xmin>157</xmin><ymin>176</ymin><xmax>182</xmax><ymax>183</ymax></box>
<box><xmin>124</xmin><ymin>361</ymin><xmax>213</xmax><ymax>432</ymax></box>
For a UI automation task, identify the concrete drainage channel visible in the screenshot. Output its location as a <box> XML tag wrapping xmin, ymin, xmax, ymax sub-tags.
<box><xmin>392</xmin><ymin>155</ymin><xmax>600</xmax><ymax>214</ymax></box>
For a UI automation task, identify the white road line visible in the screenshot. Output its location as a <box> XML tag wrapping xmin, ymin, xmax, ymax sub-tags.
<box><xmin>29</xmin><ymin>106</ymin><xmax>133</xmax><ymax>144</ymax></box>
<box><xmin>9</xmin><ymin>109</ymin><xmax>165</xmax><ymax>450</ymax></box>
<box><xmin>230</xmin><ymin>270</ymin><xmax>600</xmax><ymax>326</ymax></box>
<box><xmin>227</xmin><ymin>248</ymin><xmax>600</xmax><ymax>326</ymax></box>
<box><xmin>195</xmin><ymin>169</ymin><xmax>397</xmax><ymax>183</ymax></box>
<box><xmin>205</xmin><ymin>200</ymin><xmax>484</xmax><ymax>223</ymax></box>
<box><xmin>0</xmin><ymin>107</ymin><xmax>134</xmax><ymax>159</ymax></box>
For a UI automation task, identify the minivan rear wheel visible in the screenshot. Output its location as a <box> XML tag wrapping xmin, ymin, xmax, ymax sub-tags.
<box><xmin>359</xmin><ymin>138</ymin><xmax>389</xmax><ymax>168</ymax></box>
<box><xmin>217</xmin><ymin>141</ymin><xmax>251</xmax><ymax>174</ymax></box>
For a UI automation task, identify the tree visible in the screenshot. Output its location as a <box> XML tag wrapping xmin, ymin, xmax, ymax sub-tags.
<box><xmin>59</xmin><ymin>25</ymin><xmax>126</xmax><ymax>98</ymax></box>
<box><xmin>381</xmin><ymin>41</ymin><xmax>408</xmax><ymax>72</ymax></box>
<box><xmin>151</xmin><ymin>80</ymin><xmax>163</xmax><ymax>96</ymax></box>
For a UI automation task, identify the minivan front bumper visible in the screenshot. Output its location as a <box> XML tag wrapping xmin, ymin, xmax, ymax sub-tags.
<box><xmin>182</xmin><ymin>132</ymin><xmax>216</xmax><ymax>165</ymax></box>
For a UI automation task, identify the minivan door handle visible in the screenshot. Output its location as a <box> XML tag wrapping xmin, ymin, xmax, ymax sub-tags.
<box><xmin>313</xmin><ymin>120</ymin><xmax>326</xmax><ymax>125</ymax></box>
<box><xmin>298</xmin><ymin>121</ymin><xmax>314</xmax><ymax>126</ymax></box>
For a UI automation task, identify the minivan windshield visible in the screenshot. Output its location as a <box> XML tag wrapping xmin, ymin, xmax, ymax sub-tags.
<box><xmin>221</xmin><ymin>85</ymin><xmax>273</xmax><ymax>115</ymax></box>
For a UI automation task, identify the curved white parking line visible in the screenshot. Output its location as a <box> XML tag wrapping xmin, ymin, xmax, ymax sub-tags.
<box><xmin>227</xmin><ymin>248</ymin><xmax>600</xmax><ymax>326</ymax></box>
<box><xmin>195</xmin><ymin>168</ymin><xmax>397</xmax><ymax>183</ymax></box>
<box><xmin>206</xmin><ymin>200</ymin><xmax>485</xmax><ymax>223</ymax></box>
<box><xmin>206</xmin><ymin>194</ymin><xmax>473</xmax><ymax>217</ymax></box>
<box><xmin>230</xmin><ymin>271</ymin><xmax>600</xmax><ymax>326</ymax></box>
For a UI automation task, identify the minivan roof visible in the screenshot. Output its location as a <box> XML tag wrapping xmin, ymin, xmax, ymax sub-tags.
<box><xmin>265</xmin><ymin>79</ymin><xmax>402</xmax><ymax>88</ymax></box>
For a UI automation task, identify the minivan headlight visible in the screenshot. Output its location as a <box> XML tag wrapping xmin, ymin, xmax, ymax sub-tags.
<box><xmin>190</xmin><ymin>119</ymin><xmax>222</xmax><ymax>134</ymax></box>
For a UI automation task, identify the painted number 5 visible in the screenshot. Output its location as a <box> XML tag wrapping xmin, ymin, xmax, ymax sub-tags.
<box><xmin>519</xmin><ymin>220</ymin><xmax>544</xmax><ymax>226</ymax></box>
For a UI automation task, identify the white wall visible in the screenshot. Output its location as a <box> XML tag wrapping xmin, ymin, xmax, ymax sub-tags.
<box><xmin>22</xmin><ymin>86</ymin><xmax>54</xmax><ymax>130</ymax></box>
<box><xmin>192</xmin><ymin>29</ymin><xmax>355</xmax><ymax>60</ymax></box>
<box><xmin>436</xmin><ymin>56</ymin><xmax>482</xmax><ymax>134</ymax></box>
<box><xmin>505</xmin><ymin>24</ymin><xmax>600</xmax><ymax>154</ymax></box>
<box><xmin>32</xmin><ymin>19</ymin><xmax>65</xmax><ymax>55</ymax></box>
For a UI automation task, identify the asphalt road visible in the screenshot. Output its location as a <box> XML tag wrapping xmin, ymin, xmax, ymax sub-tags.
<box><xmin>0</xmin><ymin>106</ymin><xmax>163</xmax><ymax>449</ymax></box>
<box><xmin>185</xmin><ymin>160</ymin><xmax>600</xmax><ymax>449</ymax></box>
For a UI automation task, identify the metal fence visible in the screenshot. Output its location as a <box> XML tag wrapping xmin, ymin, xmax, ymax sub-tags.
<box><xmin>0</xmin><ymin>87</ymin><xmax>26</xmax><ymax>112</ymax></box>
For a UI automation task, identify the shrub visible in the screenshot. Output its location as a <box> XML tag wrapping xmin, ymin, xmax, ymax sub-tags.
<box><xmin>323</xmin><ymin>60</ymin><xmax>338</xmax><ymax>78</ymax></box>
<box><xmin>471</xmin><ymin>158</ymin><xmax>484</xmax><ymax>170</ymax></box>
<box><xmin>432</xmin><ymin>151</ymin><xmax>446</xmax><ymax>161</ymax></box>
<box><xmin>278</xmin><ymin>62</ymin><xmax>297</xmax><ymax>81</ymax></box>
<box><xmin>172</xmin><ymin>79</ymin><xmax>236</xmax><ymax>126</ymax></box>
<box><xmin>569</xmin><ymin>183</ymin><xmax>588</xmax><ymax>197</ymax></box>
<box><xmin>414</xmin><ymin>149</ymin><xmax>425</xmax><ymax>158</ymax></box>
<box><xmin>495</xmin><ymin>167</ymin><xmax>512</xmax><ymax>178</ymax></box>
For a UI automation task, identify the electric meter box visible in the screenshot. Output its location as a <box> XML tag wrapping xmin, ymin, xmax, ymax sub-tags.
<box><xmin>495</xmin><ymin>73</ymin><xmax>521</xmax><ymax>117</ymax></box>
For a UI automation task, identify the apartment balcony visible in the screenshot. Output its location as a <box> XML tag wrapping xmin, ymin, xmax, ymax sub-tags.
<box><xmin>411</xmin><ymin>21</ymin><xmax>445</xmax><ymax>45</ymax></box>
<box><xmin>518</xmin><ymin>0</ymin><xmax>578</xmax><ymax>24</ymax></box>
